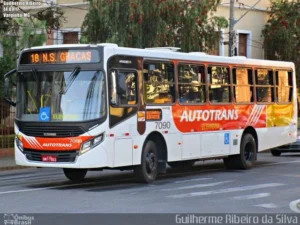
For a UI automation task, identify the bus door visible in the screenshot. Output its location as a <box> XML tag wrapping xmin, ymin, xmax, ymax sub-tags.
<box><xmin>109</xmin><ymin>69</ymin><xmax>138</xmax><ymax>167</ymax></box>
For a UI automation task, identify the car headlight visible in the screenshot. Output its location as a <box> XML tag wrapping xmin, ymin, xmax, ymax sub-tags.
<box><xmin>80</xmin><ymin>133</ymin><xmax>104</xmax><ymax>155</ymax></box>
<box><xmin>16</xmin><ymin>135</ymin><xmax>23</xmax><ymax>152</ymax></box>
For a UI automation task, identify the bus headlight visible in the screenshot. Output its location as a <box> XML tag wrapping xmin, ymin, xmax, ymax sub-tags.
<box><xmin>80</xmin><ymin>133</ymin><xmax>104</xmax><ymax>155</ymax></box>
<box><xmin>16</xmin><ymin>136</ymin><xmax>23</xmax><ymax>152</ymax></box>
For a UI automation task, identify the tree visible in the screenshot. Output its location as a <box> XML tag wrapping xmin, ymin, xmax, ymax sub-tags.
<box><xmin>81</xmin><ymin>0</ymin><xmax>228</xmax><ymax>52</ymax></box>
<box><xmin>16</xmin><ymin>18</ymin><xmax>47</xmax><ymax>50</ymax></box>
<box><xmin>0</xmin><ymin>18</ymin><xmax>47</xmax><ymax>121</ymax></box>
<box><xmin>262</xmin><ymin>0</ymin><xmax>300</xmax><ymax>85</ymax></box>
<box><xmin>0</xmin><ymin>1</ymin><xmax>66</xmax><ymax>121</ymax></box>
<box><xmin>0</xmin><ymin>1</ymin><xmax>65</xmax><ymax>34</ymax></box>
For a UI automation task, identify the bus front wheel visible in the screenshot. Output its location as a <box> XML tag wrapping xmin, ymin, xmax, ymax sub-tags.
<box><xmin>63</xmin><ymin>168</ymin><xmax>87</xmax><ymax>181</ymax></box>
<box><xmin>134</xmin><ymin>140</ymin><xmax>158</xmax><ymax>183</ymax></box>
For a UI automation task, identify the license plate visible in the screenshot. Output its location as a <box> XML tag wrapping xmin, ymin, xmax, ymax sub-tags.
<box><xmin>42</xmin><ymin>155</ymin><xmax>57</xmax><ymax>162</ymax></box>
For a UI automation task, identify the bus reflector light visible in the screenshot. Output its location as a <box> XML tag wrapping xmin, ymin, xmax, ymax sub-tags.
<box><xmin>134</xmin><ymin>145</ymin><xmax>138</xmax><ymax>149</ymax></box>
<box><xmin>125</xmin><ymin>133</ymin><xmax>130</xmax><ymax>136</ymax></box>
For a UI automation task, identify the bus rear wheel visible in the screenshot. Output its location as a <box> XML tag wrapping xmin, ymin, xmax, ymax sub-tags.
<box><xmin>223</xmin><ymin>133</ymin><xmax>257</xmax><ymax>170</ymax></box>
<box><xmin>134</xmin><ymin>140</ymin><xmax>158</xmax><ymax>183</ymax></box>
<box><xmin>271</xmin><ymin>149</ymin><xmax>281</xmax><ymax>156</ymax></box>
<box><xmin>63</xmin><ymin>168</ymin><xmax>87</xmax><ymax>181</ymax></box>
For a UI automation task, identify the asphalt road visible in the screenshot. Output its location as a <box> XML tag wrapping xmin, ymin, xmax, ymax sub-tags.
<box><xmin>0</xmin><ymin>152</ymin><xmax>300</xmax><ymax>222</ymax></box>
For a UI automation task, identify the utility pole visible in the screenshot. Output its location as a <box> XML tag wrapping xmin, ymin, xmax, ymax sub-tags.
<box><xmin>229</xmin><ymin>0</ymin><xmax>235</xmax><ymax>57</ymax></box>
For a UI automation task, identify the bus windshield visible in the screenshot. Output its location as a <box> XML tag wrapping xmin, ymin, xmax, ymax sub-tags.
<box><xmin>16</xmin><ymin>69</ymin><xmax>106</xmax><ymax>122</ymax></box>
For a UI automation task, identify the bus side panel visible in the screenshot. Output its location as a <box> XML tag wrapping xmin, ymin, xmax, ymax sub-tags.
<box><xmin>108</xmin><ymin>115</ymin><xmax>138</xmax><ymax>167</ymax></box>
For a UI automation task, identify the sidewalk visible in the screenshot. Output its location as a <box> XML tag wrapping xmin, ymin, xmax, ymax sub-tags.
<box><xmin>0</xmin><ymin>148</ymin><xmax>33</xmax><ymax>171</ymax></box>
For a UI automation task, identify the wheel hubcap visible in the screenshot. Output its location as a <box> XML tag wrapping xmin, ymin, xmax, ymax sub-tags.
<box><xmin>244</xmin><ymin>142</ymin><xmax>254</xmax><ymax>161</ymax></box>
<box><xmin>146</xmin><ymin>152</ymin><xmax>156</xmax><ymax>173</ymax></box>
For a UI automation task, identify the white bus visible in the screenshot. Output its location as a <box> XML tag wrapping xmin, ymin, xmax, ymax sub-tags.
<box><xmin>4</xmin><ymin>43</ymin><xmax>297</xmax><ymax>183</ymax></box>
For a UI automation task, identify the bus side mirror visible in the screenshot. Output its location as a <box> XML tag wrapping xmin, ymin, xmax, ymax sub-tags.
<box><xmin>3</xmin><ymin>68</ymin><xmax>17</xmax><ymax>107</ymax></box>
<box><xmin>110</xmin><ymin>70</ymin><xmax>120</xmax><ymax>106</ymax></box>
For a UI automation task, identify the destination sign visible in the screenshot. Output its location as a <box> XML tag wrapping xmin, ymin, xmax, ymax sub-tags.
<box><xmin>20</xmin><ymin>49</ymin><xmax>100</xmax><ymax>64</ymax></box>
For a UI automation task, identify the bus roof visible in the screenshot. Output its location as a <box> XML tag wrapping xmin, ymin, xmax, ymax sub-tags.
<box><xmin>22</xmin><ymin>43</ymin><xmax>295</xmax><ymax>69</ymax></box>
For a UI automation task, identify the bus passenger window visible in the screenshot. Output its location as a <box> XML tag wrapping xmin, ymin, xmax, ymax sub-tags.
<box><xmin>232</xmin><ymin>68</ymin><xmax>253</xmax><ymax>103</ymax></box>
<box><xmin>115</xmin><ymin>71</ymin><xmax>137</xmax><ymax>105</ymax></box>
<box><xmin>208</xmin><ymin>66</ymin><xmax>231</xmax><ymax>103</ymax></box>
<box><xmin>255</xmin><ymin>69</ymin><xmax>274</xmax><ymax>103</ymax></box>
<box><xmin>143</xmin><ymin>62</ymin><xmax>175</xmax><ymax>104</ymax></box>
<box><xmin>178</xmin><ymin>64</ymin><xmax>206</xmax><ymax>104</ymax></box>
<box><xmin>275</xmin><ymin>70</ymin><xmax>293</xmax><ymax>103</ymax></box>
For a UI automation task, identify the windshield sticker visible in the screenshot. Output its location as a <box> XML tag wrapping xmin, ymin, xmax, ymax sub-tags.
<box><xmin>39</xmin><ymin>107</ymin><xmax>50</xmax><ymax>122</ymax></box>
<box><xmin>52</xmin><ymin>114</ymin><xmax>79</xmax><ymax>120</ymax></box>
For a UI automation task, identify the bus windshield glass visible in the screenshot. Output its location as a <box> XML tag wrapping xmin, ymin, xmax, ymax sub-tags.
<box><xmin>16</xmin><ymin>70</ymin><xmax>106</xmax><ymax>122</ymax></box>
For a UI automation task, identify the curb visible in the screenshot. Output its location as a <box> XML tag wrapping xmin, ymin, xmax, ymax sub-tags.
<box><xmin>0</xmin><ymin>166</ymin><xmax>36</xmax><ymax>171</ymax></box>
<box><xmin>0</xmin><ymin>148</ymin><xmax>36</xmax><ymax>171</ymax></box>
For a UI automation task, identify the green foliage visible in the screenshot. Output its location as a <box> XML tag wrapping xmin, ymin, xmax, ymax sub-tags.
<box><xmin>0</xmin><ymin>135</ymin><xmax>15</xmax><ymax>148</ymax></box>
<box><xmin>16</xmin><ymin>18</ymin><xmax>47</xmax><ymax>50</ymax></box>
<box><xmin>0</xmin><ymin>37</ymin><xmax>16</xmax><ymax>95</ymax></box>
<box><xmin>81</xmin><ymin>0</ymin><xmax>228</xmax><ymax>52</ymax></box>
<box><xmin>0</xmin><ymin>19</ymin><xmax>47</xmax><ymax>121</ymax></box>
<box><xmin>262</xmin><ymin>0</ymin><xmax>300</xmax><ymax>85</ymax></box>
<box><xmin>1</xmin><ymin>1</ymin><xmax>66</xmax><ymax>34</ymax></box>
<box><xmin>0</xmin><ymin>18</ymin><xmax>47</xmax><ymax>95</ymax></box>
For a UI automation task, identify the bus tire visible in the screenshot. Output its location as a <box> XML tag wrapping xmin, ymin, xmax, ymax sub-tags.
<box><xmin>271</xmin><ymin>149</ymin><xmax>281</xmax><ymax>156</ymax></box>
<box><xmin>63</xmin><ymin>168</ymin><xmax>87</xmax><ymax>181</ymax></box>
<box><xmin>234</xmin><ymin>133</ymin><xmax>257</xmax><ymax>169</ymax></box>
<box><xmin>168</xmin><ymin>160</ymin><xmax>195</xmax><ymax>169</ymax></box>
<box><xmin>134</xmin><ymin>140</ymin><xmax>158</xmax><ymax>183</ymax></box>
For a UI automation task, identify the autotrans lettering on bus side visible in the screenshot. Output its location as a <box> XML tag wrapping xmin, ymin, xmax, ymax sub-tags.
<box><xmin>180</xmin><ymin>109</ymin><xmax>239</xmax><ymax>122</ymax></box>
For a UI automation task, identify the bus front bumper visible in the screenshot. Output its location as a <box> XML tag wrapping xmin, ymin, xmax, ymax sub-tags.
<box><xmin>14</xmin><ymin>144</ymin><xmax>109</xmax><ymax>169</ymax></box>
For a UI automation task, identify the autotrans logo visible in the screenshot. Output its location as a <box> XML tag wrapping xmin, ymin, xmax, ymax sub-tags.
<box><xmin>4</xmin><ymin>214</ymin><xmax>34</xmax><ymax>225</ymax></box>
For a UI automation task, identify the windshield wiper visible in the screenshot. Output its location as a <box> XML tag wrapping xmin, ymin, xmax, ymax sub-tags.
<box><xmin>83</xmin><ymin>71</ymin><xmax>100</xmax><ymax>120</ymax></box>
<box><xmin>60</xmin><ymin>66</ymin><xmax>81</xmax><ymax>94</ymax></box>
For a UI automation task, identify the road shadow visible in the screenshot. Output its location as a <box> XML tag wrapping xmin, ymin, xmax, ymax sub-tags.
<box><xmin>23</xmin><ymin>155</ymin><xmax>293</xmax><ymax>192</ymax></box>
<box><xmin>24</xmin><ymin>161</ymin><xmax>229</xmax><ymax>191</ymax></box>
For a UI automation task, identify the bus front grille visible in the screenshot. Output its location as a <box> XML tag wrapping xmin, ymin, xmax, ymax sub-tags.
<box><xmin>21</xmin><ymin>125</ymin><xmax>85</xmax><ymax>137</ymax></box>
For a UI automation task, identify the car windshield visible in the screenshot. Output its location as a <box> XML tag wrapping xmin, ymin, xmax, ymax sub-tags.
<box><xmin>16</xmin><ymin>70</ymin><xmax>106</xmax><ymax>122</ymax></box>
